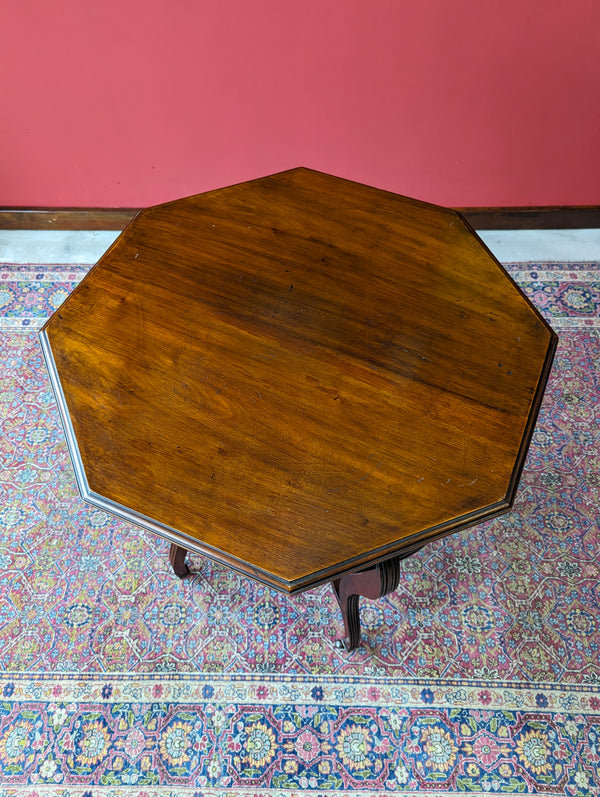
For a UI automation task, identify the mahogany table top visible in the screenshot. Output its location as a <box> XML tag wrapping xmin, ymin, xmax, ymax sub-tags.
<box><xmin>41</xmin><ymin>168</ymin><xmax>557</xmax><ymax>593</ymax></box>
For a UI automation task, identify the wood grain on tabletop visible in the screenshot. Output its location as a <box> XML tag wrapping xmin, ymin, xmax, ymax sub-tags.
<box><xmin>44</xmin><ymin>168</ymin><xmax>557</xmax><ymax>591</ymax></box>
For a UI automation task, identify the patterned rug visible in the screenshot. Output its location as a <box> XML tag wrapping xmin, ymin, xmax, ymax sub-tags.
<box><xmin>0</xmin><ymin>259</ymin><xmax>599</xmax><ymax>794</ymax></box>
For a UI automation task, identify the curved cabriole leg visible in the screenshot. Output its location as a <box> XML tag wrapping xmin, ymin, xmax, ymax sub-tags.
<box><xmin>332</xmin><ymin>557</ymin><xmax>401</xmax><ymax>651</ymax></box>
<box><xmin>169</xmin><ymin>543</ymin><xmax>189</xmax><ymax>578</ymax></box>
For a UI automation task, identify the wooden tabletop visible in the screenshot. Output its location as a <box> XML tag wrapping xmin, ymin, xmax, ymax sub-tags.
<box><xmin>41</xmin><ymin>168</ymin><xmax>557</xmax><ymax>592</ymax></box>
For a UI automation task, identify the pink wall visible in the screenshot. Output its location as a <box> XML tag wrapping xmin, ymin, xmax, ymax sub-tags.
<box><xmin>2</xmin><ymin>0</ymin><xmax>599</xmax><ymax>208</ymax></box>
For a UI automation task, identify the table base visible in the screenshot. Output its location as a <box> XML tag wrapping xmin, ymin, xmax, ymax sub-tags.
<box><xmin>169</xmin><ymin>542</ymin><xmax>426</xmax><ymax>651</ymax></box>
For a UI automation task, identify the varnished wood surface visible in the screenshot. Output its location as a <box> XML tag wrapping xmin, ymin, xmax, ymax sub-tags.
<box><xmin>42</xmin><ymin>168</ymin><xmax>557</xmax><ymax>592</ymax></box>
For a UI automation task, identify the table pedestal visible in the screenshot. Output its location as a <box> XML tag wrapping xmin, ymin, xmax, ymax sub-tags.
<box><xmin>169</xmin><ymin>541</ymin><xmax>425</xmax><ymax>651</ymax></box>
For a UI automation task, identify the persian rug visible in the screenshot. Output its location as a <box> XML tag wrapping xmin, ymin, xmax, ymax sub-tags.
<box><xmin>0</xmin><ymin>259</ymin><xmax>599</xmax><ymax>795</ymax></box>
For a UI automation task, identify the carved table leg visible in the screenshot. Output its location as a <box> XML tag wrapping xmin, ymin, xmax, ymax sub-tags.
<box><xmin>332</xmin><ymin>557</ymin><xmax>401</xmax><ymax>651</ymax></box>
<box><xmin>169</xmin><ymin>543</ymin><xmax>189</xmax><ymax>578</ymax></box>
<box><xmin>332</xmin><ymin>541</ymin><xmax>430</xmax><ymax>650</ymax></box>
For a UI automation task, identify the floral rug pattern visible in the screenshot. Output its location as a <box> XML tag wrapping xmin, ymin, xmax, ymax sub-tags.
<box><xmin>0</xmin><ymin>259</ymin><xmax>599</xmax><ymax>793</ymax></box>
<box><xmin>0</xmin><ymin>673</ymin><xmax>599</xmax><ymax>795</ymax></box>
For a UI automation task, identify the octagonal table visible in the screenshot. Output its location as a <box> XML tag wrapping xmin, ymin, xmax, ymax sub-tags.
<box><xmin>40</xmin><ymin>168</ymin><xmax>557</xmax><ymax>650</ymax></box>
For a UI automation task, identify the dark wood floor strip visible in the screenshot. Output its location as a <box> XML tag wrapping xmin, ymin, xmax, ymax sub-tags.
<box><xmin>1</xmin><ymin>206</ymin><xmax>599</xmax><ymax>231</ymax></box>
